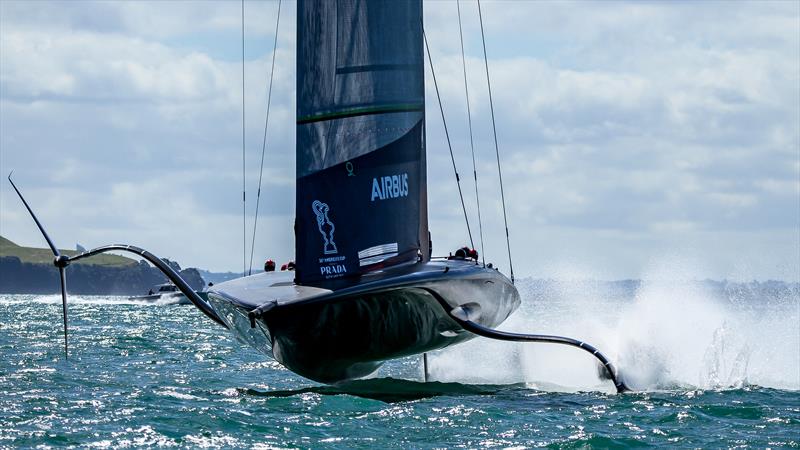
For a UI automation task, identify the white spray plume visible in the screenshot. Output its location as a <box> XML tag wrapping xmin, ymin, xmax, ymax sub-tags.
<box><xmin>428</xmin><ymin>256</ymin><xmax>799</xmax><ymax>392</ymax></box>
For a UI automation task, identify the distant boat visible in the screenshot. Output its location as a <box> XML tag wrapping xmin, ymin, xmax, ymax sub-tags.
<box><xmin>9</xmin><ymin>0</ymin><xmax>628</xmax><ymax>392</ymax></box>
<box><xmin>128</xmin><ymin>283</ymin><xmax>191</xmax><ymax>305</ymax></box>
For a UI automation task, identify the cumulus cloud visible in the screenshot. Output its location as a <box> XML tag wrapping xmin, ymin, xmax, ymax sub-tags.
<box><xmin>1</xmin><ymin>0</ymin><xmax>797</xmax><ymax>279</ymax></box>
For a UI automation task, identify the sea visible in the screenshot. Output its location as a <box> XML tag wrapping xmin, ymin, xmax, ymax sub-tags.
<box><xmin>1</xmin><ymin>278</ymin><xmax>798</xmax><ymax>448</ymax></box>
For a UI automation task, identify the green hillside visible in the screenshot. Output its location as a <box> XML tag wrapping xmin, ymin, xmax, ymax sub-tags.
<box><xmin>0</xmin><ymin>236</ymin><xmax>137</xmax><ymax>267</ymax></box>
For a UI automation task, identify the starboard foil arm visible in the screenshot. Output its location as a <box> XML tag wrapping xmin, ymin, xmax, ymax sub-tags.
<box><xmin>421</xmin><ymin>287</ymin><xmax>630</xmax><ymax>393</ymax></box>
<box><xmin>7</xmin><ymin>173</ymin><xmax>229</xmax><ymax>360</ymax></box>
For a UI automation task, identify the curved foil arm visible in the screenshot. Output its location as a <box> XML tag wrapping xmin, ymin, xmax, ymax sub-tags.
<box><xmin>8</xmin><ymin>171</ymin><xmax>228</xmax><ymax>362</ymax></box>
<box><xmin>69</xmin><ymin>245</ymin><xmax>228</xmax><ymax>329</ymax></box>
<box><xmin>423</xmin><ymin>287</ymin><xmax>630</xmax><ymax>393</ymax></box>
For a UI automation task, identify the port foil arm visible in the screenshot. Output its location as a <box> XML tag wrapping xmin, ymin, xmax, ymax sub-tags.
<box><xmin>70</xmin><ymin>245</ymin><xmax>228</xmax><ymax>329</ymax></box>
<box><xmin>8</xmin><ymin>173</ymin><xmax>72</xmax><ymax>357</ymax></box>
<box><xmin>7</xmin><ymin>173</ymin><xmax>229</xmax><ymax>356</ymax></box>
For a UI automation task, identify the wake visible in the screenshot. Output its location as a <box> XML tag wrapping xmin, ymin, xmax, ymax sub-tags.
<box><xmin>425</xmin><ymin>271</ymin><xmax>799</xmax><ymax>392</ymax></box>
<box><xmin>0</xmin><ymin>294</ymin><xmax>187</xmax><ymax>307</ymax></box>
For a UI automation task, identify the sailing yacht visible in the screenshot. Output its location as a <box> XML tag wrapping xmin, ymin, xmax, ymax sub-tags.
<box><xmin>204</xmin><ymin>0</ymin><xmax>520</xmax><ymax>383</ymax></box>
<box><xmin>8</xmin><ymin>0</ymin><xmax>628</xmax><ymax>392</ymax></box>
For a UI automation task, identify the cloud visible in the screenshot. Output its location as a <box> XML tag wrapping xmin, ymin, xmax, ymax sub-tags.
<box><xmin>1</xmin><ymin>0</ymin><xmax>798</xmax><ymax>280</ymax></box>
<box><xmin>2</xmin><ymin>30</ymin><xmax>231</xmax><ymax>103</ymax></box>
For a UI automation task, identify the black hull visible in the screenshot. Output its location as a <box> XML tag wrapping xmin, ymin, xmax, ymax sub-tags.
<box><xmin>267</xmin><ymin>287</ymin><xmax>470</xmax><ymax>382</ymax></box>
<box><xmin>207</xmin><ymin>261</ymin><xmax>519</xmax><ymax>383</ymax></box>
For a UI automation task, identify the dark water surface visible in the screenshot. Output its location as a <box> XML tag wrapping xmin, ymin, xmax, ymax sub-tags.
<box><xmin>1</xmin><ymin>280</ymin><xmax>798</xmax><ymax>448</ymax></box>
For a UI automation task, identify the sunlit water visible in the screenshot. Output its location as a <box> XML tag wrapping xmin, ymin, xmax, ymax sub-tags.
<box><xmin>1</xmin><ymin>278</ymin><xmax>798</xmax><ymax>448</ymax></box>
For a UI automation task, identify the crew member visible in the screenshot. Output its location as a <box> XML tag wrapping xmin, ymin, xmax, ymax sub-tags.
<box><xmin>450</xmin><ymin>246</ymin><xmax>478</xmax><ymax>261</ymax></box>
<box><xmin>264</xmin><ymin>259</ymin><xmax>276</xmax><ymax>272</ymax></box>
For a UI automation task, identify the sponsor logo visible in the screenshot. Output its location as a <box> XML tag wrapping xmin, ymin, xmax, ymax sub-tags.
<box><xmin>371</xmin><ymin>173</ymin><xmax>409</xmax><ymax>201</ymax></box>
<box><xmin>319</xmin><ymin>255</ymin><xmax>347</xmax><ymax>278</ymax></box>
<box><xmin>312</xmin><ymin>200</ymin><xmax>337</xmax><ymax>255</ymax></box>
<box><xmin>320</xmin><ymin>262</ymin><xmax>347</xmax><ymax>276</ymax></box>
<box><xmin>313</xmin><ymin>201</ymin><xmax>346</xmax><ymax>279</ymax></box>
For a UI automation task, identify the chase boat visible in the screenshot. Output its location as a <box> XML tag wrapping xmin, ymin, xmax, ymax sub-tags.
<box><xmin>128</xmin><ymin>283</ymin><xmax>191</xmax><ymax>305</ymax></box>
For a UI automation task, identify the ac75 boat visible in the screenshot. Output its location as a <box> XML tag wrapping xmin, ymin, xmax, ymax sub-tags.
<box><xmin>8</xmin><ymin>0</ymin><xmax>628</xmax><ymax>393</ymax></box>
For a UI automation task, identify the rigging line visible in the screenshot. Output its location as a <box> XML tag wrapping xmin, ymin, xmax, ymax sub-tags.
<box><xmin>248</xmin><ymin>0</ymin><xmax>282</xmax><ymax>276</ymax></box>
<box><xmin>477</xmin><ymin>0</ymin><xmax>514</xmax><ymax>283</ymax></box>
<box><xmin>457</xmin><ymin>0</ymin><xmax>485</xmax><ymax>266</ymax></box>
<box><xmin>241</xmin><ymin>0</ymin><xmax>247</xmax><ymax>278</ymax></box>
<box><xmin>422</xmin><ymin>25</ymin><xmax>474</xmax><ymax>250</ymax></box>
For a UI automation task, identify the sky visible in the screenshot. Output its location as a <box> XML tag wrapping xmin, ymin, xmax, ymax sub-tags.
<box><xmin>1</xmin><ymin>0</ymin><xmax>798</xmax><ymax>281</ymax></box>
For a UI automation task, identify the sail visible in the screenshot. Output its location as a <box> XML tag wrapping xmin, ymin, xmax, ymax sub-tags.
<box><xmin>296</xmin><ymin>0</ymin><xmax>427</xmax><ymax>288</ymax></box>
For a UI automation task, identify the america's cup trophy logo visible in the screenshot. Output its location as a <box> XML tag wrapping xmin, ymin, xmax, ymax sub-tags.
<box><xmin>312</xmin><ymin>200</ymin><xmax>337</xmax><ymax>255</ymax></box>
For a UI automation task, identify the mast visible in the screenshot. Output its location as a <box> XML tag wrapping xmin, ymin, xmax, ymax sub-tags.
<box><xmin>295</xmin><ymin>0</ymin><xmax>427</xmax><ymax>288</ymax></box>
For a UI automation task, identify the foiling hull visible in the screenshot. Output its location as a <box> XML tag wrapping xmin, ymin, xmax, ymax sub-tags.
<box><xmin>206</xmin><ymin>260</ymin><xmax>519</xmax><ymax>383</ymax></box>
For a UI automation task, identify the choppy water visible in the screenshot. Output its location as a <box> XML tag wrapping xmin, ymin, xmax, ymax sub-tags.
<box><xmin>1</xmin><ymin>279</ymin><xmax>798</xmax><ymax>448</ymax></box>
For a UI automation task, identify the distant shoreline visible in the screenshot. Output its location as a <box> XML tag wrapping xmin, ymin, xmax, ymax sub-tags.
<box><xmin>0</xmin><ymin>235</ymin><xmax>242</xmax><ymax>295</ymax></box>
<box><xmin>0</xmin><ymin>256</ymin><xmax>207</xmax><ymax>295</ymax></box>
